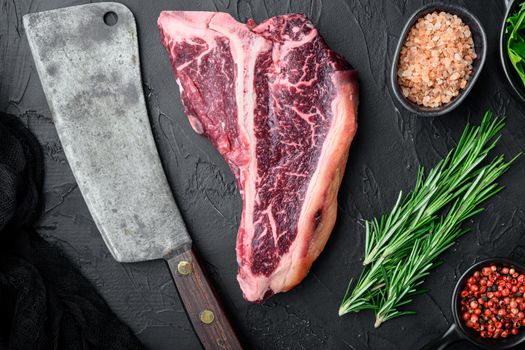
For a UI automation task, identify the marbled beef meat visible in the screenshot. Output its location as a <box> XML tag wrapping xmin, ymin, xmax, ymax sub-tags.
<box><xmin>158</xmin><ymin>11</ymin><xmax>358</xmax><ymax>302</ymax></box>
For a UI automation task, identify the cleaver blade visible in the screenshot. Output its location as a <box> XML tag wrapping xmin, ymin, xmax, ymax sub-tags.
<box><xmin>24</xmin><ymin>3</ymin><xmax>241</xmax><ymax>349</ymax></box>
<box><xmin>23</xmin><ymin>2</ymin><xmax>188</xmax><ymax>263</ymax></box>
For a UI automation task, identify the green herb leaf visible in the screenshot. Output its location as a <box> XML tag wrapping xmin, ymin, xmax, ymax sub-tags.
<box><xmin>506</xmin><ymin>2</ymin><xmax>525</xmax><ymax>86</ymax></box>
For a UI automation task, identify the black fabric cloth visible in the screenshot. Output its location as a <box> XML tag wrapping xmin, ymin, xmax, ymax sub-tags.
<box><xmin>0</xmin><ymin>113</ymin><xmax>144</xmax><ymax>350</ymax></box>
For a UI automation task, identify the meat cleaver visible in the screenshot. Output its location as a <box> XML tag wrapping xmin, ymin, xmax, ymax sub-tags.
<box><xmin>23</xmin><ymin>3</ymin><xmax>241</xmax><ymax>349</ymax></box>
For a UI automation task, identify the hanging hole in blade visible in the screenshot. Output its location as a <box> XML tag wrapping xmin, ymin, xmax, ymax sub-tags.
<box><xmin>103</xmin><ymin>11</ymin><xmax>118</xmax><ymax>26</ymax></box>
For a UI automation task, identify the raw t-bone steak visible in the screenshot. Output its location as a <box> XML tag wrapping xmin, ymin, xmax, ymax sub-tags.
<box><xmin>158</xmin><ymin>11</ymin><xmax>358</xmax><ymax>302</ymax></box>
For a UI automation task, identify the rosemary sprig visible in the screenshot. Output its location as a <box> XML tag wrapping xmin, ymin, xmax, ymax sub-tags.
<box><xmin>363</xmin><ymin>113</ymin><xmax>504</xmax><ymax>266</ymax></box>
<box><xmin>374</xmin><ymin>157</ymin><xmax>514</xmax><ymax>327</ymax></box>
<box><xmin>339</xmin><ymin>112</ymin><xmax>520</xmax><ymax>326</ymax></box>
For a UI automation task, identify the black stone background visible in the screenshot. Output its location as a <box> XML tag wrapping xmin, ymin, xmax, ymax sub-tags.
<box><xmin>1</xmin><ymin>0</ymin><xmax>524</xmax><ymax>349</ymax></box>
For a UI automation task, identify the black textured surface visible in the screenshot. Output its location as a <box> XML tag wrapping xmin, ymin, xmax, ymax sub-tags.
<box><xmin>1</xmin><ymin>1</ymin><xmax>524</xmax><ymax>349</ymax></box>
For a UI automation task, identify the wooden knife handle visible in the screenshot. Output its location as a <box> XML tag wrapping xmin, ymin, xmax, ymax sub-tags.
<box><xmin>167</xmin><ymin>247</ymin><xmax>242</xmax><ymax>350</ymax></box>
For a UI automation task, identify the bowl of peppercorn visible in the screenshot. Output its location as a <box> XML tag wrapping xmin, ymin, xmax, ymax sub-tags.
<box><xmin>421</xmin><ymin>258</ymin><xmax>525</xmax><ymax>350</ymax></box>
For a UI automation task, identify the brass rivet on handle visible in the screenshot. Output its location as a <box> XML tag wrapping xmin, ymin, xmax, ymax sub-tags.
<box><xmin>200</xmin><ymin>309</ymin><xmax>215</xmax><ymax>324</ymax></box>
<box><xmin>177</xmin><ymin>260</ymin><xmax>192</xmax><ymax>275</ymax></box>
